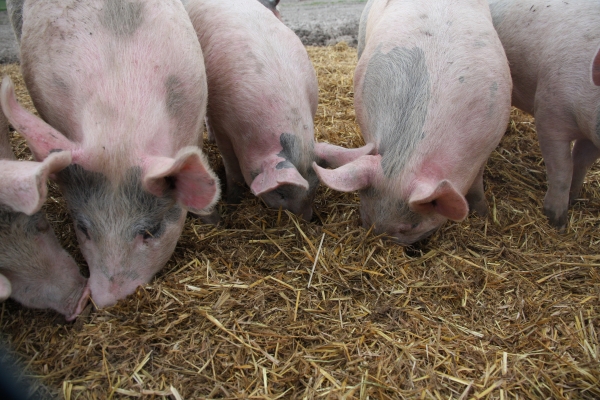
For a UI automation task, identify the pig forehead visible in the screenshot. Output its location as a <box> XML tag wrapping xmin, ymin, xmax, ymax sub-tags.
<box><xmin>100</xmin><ymin>0</ymin><xmax>145</xmax><ymax>37</ymax></box>
<box><xmin>277</xmin><ymin>133</ymin><xmax>316</xmax><ymax>167</ymax></box>
<box><xmin>57</xmin><ymin>164</ymin><xmax>182</xmax><ymax>232</ymax></box>
<box><xmin>362</xmin><ymin>45</ymin><xmax>430</xmax><ymax>179</ymax></box>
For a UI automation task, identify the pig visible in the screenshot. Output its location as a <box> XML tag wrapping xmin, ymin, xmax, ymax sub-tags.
<box><xmin>0</xmin><ymin>107</ymin><xmax>89</xmax><ymax>320</ymax></box>
<box><xmin>313</xmin><ymin>0</ymin><xmax>512</xmax><ymax>244</ymax></box>
<box><xmin>185</xmin><ymin>0</ymin><xmax>372</xmax><ymax>220</ymax></box>
<box><xmin>487</xmin><ymin>0</ymin><xmax>600</xmax><ymax>231</ymax></box>
<box><xmin>2</xmin><ymin>0</ymin><xmax>220</xmax><ymax>308</ymax></box>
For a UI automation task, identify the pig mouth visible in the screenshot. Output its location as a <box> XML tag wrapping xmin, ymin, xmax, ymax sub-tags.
<box><xmin>391</xmin><ymin>227</ymin><xmax>439</xmax><ymax>246</ymax></box>
<box><xmin>65</xmin><ymin>284</ymin><xmax>91</xmax><ymax>322</ymax></box>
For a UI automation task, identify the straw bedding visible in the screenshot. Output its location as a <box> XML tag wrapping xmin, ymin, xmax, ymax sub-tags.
<box><xmin>0</xmin><ymin>44</ymin><xmax>598</xmax><ymax>399</ymax></box>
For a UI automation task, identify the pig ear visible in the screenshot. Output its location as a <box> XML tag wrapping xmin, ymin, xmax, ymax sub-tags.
<box><xmin>593</xmin><ymin>49</ymin><xmax>600</xmax><ymax>86</ymax></box>
<box><xmin>0</xmin><ymin>273</ymin><xmax>11</xmax><ymax>302</ymax></box>
<box><xmin>250</xmin><ymin>159</ymin><xmax>309</xmax><ymax>197</ymax></box>
<box><xmin>312</xmin><ymin>154</ymin><xmax>381</xmax><ymax>192</ymax></box>
<box><xmin>142</xmin><ymin>146</ymin><xmax>221</xmax><ymax>214</ymax></box>
<box><xmin>0</xmin><ymin>150</ymin><xmax>71</xmax><ymax>215</ymax></box>
<box><xmin>1</xmin><ymin>76</ymin><xmax>76</xmax><ymax>160</ymax></box>
<box><xmin>314</xmin><ymin>142</ymin><xmax>376</xmax><ymax>168</ymax></box>
<box><xmin>408</xmin><ymin>180</ymin><xmax>468</xmax><ymax>221</ymax></box>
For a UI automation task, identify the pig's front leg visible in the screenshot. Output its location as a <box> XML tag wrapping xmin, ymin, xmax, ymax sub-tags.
<box><xmin>465</xmin><ymin>165</ymin><xmax>488</xmax><ymax>216</ymax></box>
<box><xmin>570</xmin><ymin>138</ymin><xmax>600</xmax><ymax>204</ymax></box>
<box><xmin>537</xmin><ymin>118</ymin><xmax>574</xmax><ymax>232</ymax></box>
<box><xmin>213</xmin><ymin>132</ymin><xmax>245</xmax><ymax>204</ymax></box>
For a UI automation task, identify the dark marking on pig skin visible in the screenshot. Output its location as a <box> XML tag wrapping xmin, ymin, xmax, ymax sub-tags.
<box><xmin>459</xmin><ymin>76</ymin><xmax>465</xmax><ymax>83</ymax></box>
<box><xmin>276</xmin><ymin>133</ymin><xmax>319</xmax><ymax>192</ymax></box>
<box><xmin>360</xmin><ymin>187</ymin><xmax>423</xmax><ymax>230</ymax></box>
<box><xmin>7</xmin><ymin>0</ymin><xmax>24</xmax><ymax>43</ymax></box>
<box><xmin>362</xmin><ymin>46</ymin><xmax>430</xmax><ymax>179</ymax></box>
<box><xmin>166</xmin><ymin>75</ymin><xmax>187</xmax><ymax>120</ymax></box>
<box><xmin>357</xmin><ymin>0</ymin><xmax>376</xmax><ymax>59</ymax></box>
<box><xmin>101</xmin><ymin>0</ymin><xmax>145</xmax><ymax>37</ymax></box>
<box><xmin>57</xmin><ymin>165</ymin><xmax>182</xmax><ymax>243</ymax></box>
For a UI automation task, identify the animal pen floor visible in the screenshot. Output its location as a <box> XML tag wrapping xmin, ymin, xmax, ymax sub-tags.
<box><xmin>0</xmin><ymin>45</ymin><xmax>599</xmax><ymax>399</ymax></box>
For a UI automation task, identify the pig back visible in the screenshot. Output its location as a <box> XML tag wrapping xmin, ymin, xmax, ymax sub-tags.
<box><xmin>488</xmin><ymin>0</ymin><xmax>600</xmax><ymax>119</ymax></box>
<box><xmin>18</xmin><ymin>0</ymin><xmax>207</xmax><ymax>161</ymax></box>
<box><xmin>187</xmin><ymin>0</ymin><xmax>318</xmax><ymax>159</ymax></box>
<box><xmin>355</xmin><ymin>0</ymin><xmax>511</xmax><ymax>186</ymax></box>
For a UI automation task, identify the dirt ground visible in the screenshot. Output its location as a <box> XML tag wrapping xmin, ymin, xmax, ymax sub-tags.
<box><xmin>0</xmin><ymin>0</ymin><xmax>366</xmax><ymax>64</ymax></box>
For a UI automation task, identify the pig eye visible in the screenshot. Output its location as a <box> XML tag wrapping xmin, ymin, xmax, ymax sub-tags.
<box><xmin>141</xmin><ymin>222</ymin><xmax>162</xmax><ymax>240</ymax></box>
<box><xmin>76</xmin><ymin>222</ymin><xmax>91</xmax><ymax>240</ymax></box>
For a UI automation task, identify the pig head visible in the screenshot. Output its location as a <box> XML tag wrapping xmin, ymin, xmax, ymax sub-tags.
<box><xmin>314</xmin><ymin>0</ymin><xmax>512</xmax><ymax>244</ymax></box>
<box><xmin>3</xmin><ymin>0</ymin><xmax>220</xmax><ymax>308</ymax></box>
<box><xmin>0</xmin><ymin>108</ymin><xmax>89</xmax><ymax>320</ymax></box>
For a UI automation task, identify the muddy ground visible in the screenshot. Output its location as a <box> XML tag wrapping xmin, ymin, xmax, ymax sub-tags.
<box><xmin>0</xmin><ymin>0</ymin><xmax>367</xmax><ymax>64</ymax></box>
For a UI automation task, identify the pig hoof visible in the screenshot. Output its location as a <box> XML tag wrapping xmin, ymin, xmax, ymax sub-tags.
<box><xmin>543</xmin><ymin>207</ymin><xmax>567</xmax><ymax>232</ymax></box>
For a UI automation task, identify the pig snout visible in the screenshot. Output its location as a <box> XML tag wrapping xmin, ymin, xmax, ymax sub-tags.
<box><xmin>89</xmin><ymin>272</ymin><xmax>147</xmax><ymax>309</ymax></box>
<box><xmin>65</xmin><ymin>284</ymin><xmax>91</xmax><ymax>322</ymax></box>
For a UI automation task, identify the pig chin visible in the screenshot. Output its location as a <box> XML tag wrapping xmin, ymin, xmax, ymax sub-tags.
<box><xmin>359</xmin><ymin>200</ymin><xmax>444</xmax><ymax>245</ymax></box>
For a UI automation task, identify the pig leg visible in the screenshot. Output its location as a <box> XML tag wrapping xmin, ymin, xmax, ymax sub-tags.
<box><xmin>569</xmin><ymin>139</ymin><xmax>600</xmax><ymax>204</ymax></box>
<box><xmin>465</xmin><ymin>165</ymin><xmax>488</xmax><ymax>216</ymax></box>
<box><xmin>213</xmin><ymin>132</ymin><xmax>245</xmax><ymax>204</ymax></box>
<box><xmin>537</xmin><ymin>116</ymin><xmax>576</xmax><ymax>231</ymax></box>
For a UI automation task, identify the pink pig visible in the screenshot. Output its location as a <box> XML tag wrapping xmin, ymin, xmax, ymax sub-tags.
<box><xmin>185</xmin><ymin>0</ymin><xmax>371</xmax><ymax>220</ymax></box>
<box><xmin>0</xmin><ymin>108</ymin><xmax>89</xmax><ymax>320</ymax></box>
<box><xmin>313</xmin><ymin>0</ymin><xmax>512</xmax><ymax>244</ymax></box>
<box><xmin>487</xmin><ymin>0</ymin><xmax>600</xmax><ymax>231</ymax></box>
<box><xmin>2</xmin><ymin>0</ymin><xmax>220</xmax><ymax>308</ymax></box>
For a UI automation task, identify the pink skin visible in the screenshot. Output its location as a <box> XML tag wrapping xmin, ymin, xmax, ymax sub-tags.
<box><xmin>3</xmin><ymin>223</ymin><xmax>91</xmax><ymax>321</ymax></box>
<box><xmin>313</xmin><ymin>0</ymin><xmax>512</xmax><ymax>245</ymax></box>
<box><xmin>2</xmin><ymin>0</ymin><xmax>220</xmax><ymax>308</ymax></box>
<box><xmin>488</xmin><ymin>0</ymin><xmax>600</xmax><ymax>231</ymax></box>
<box><xmin>0</xmin><ymin>108</ymin><xmax>89</xmax><ymax>320</ymax></box>
<box><xmin>186</xmin><ymin>0</ymin><xmax>329</xmax><ymax>220</ymax></box>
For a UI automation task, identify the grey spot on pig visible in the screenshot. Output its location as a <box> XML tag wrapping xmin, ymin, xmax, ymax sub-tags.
<box><xmin>7</xmin><ymin>0</ymin><xmax>25</xmax><ymax>43</ymax></box>
<box><xmin>166</xmin><ymin>75</ymin><xmax>187</xmax><ymax>120</ymax></box>
<box><xmin>362</xmin><ymin>46</ymin><xmax>430</xmax><ymax>179</ymax></box>
<box><xmin>276</xmin><ymin>160</ymin><xmax>295</xmax><ymax>170</ymax></box>
<box><xmin>277</xmin><ymin>133</ymin><xmax>319</xmax><ymax>191</ymax></box>
<box><xmin>359</xmin><ymin>188</ymin><xmax>424</xmax><ymax>233</ymax></box>
<box><xmin>57</xmin><ymin>164</ymin><xmax>182</xmax><ymax>243</ymax></box>
<box><xmin>101</xmin><ymin>0</ymin><xmax>145</xmax><ymax>37</ymax></box>
<box><xmin>459</xmin><ymin>76</ymin><xmax>465</xmax><ymax>83</ymax></box>
<box><xmin>358</xmin><ymin>0</ymin><xmax>376</xmax><ymax>59</ymax></box>
<box><xmin>277</xmin><ymin>133</ymin><xmax>302</xmax><ymax>168</ymax></box>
